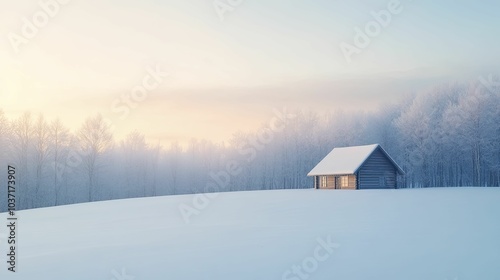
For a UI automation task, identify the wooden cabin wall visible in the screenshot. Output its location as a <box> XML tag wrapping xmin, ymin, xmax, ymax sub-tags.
<box><xmin>357</xmin><ymin>148</ymin><xmax>397</xmax><ymax>189</ymax></box>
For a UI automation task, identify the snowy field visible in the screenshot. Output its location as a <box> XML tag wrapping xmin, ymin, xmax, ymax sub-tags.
<box><xmin>1</xmin><ymin>187</ymin><xmax>499</xmax><ymax>280</ymax></box>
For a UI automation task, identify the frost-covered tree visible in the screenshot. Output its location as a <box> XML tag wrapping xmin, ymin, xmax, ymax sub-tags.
<box><xmin>49</xmin><ymin>118</ymin><xmax>70</xmax><ymax>205</ymax></box>
<box><xmin>32</xmin><ymin>114</ymin><xmax>50</xmax><ymax>207</ymax></box>
<box><xmin>121</xmin><ymin>131</ymin><xmax>149</xmax><ymax>197</ymax></box>
<box><xmin>77</xmin><ymin>114</ymin><xmax>113</xmax><ymax>201</ymax></box>
<box><xmin>9</xmin><ymin>112</ymin><xmax>33</xmax><ymax>208</ymax></box>
<box><xmin>0</xmin><ymin>78</ymin><xmax>499</xmax><ymax>211</ymax></box>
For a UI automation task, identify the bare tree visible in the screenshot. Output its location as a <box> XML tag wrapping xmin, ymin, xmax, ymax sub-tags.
<box><xmin>121</xmin><ymin>131</ymin><xmax>148</xmax><ymax>197</ymax></box>
<box><xmin>49</xmin><ymin>118</ymin><xmax>70</xmax><ymax>205</ymax></box>
<box><xmin>0</xmin><ymin>110</ymin><xmax>11</xmax><ymax>212</ymax></box>
<box><xmin>33</xmin><ymin>114</ymin><xmax>50</xmax><ymax>207</ymax></box>
<box><xmin>78</xmin><ymin>114</ymin><xmax>113</xmax><ymax>201</ymax></box>
<box><xmin>149</xmin><ymin>141</ymin><xmax>161</xmax><ymax>196</ymax></box>
<box><xmin>168</xmin><ymin>141</ymin><xmax>182</xmax><ymax>194</ymax></box>
<box><xmin>0</xmin><ymin>109</ymin><xmax>10</xmax><ymax>162</ymax></box>
<box><xmin>10</xmin><ymin>112</ymin><xmax>33</xmax><ymax>208</ymax></box>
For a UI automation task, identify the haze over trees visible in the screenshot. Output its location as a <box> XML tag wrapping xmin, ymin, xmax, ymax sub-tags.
<box><xmin>0</xmin><ymin>80</ymin><xmax>499</xmax><ymax>211</ymax></box>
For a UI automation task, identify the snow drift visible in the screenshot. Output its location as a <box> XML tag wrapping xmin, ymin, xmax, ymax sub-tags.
<box><xmin>0</xmin><ymin>187</ymin><xmax>499</xmax><ymax>280</ymax></box>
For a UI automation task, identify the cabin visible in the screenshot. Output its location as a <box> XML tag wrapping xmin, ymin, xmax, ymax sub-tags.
<box><xmin>308</xmin><ymin>144</ymin><xmax>404</xmax><ymax>189</ymax></box>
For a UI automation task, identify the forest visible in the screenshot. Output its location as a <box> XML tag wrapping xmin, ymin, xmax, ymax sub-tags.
<box><xmin>0</xmin><ymin>79</ymin><xmax>499</xmax><ymax>211</ymax></box>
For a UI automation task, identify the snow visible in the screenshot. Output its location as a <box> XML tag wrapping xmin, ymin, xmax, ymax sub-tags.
<box><xmin>308</xmin><ymin>144</ymin><xmax>380</xmax><ymax>176</ymax></box>
<box><xmin>1</xmin><ymin>187</ymin><xmax>500</xmax><ymax>280</ymax></box>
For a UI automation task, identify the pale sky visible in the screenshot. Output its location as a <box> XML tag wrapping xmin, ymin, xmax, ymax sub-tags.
<box><xmin>1</xmin><ymin>0</ymin><xmax>499</xmax><ymax>146</ymax></box>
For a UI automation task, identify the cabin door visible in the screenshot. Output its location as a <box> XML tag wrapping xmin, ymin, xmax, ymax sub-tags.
<box><xmin>334</xmin><ymin>176</ymin><xmax>339</xmax><ymax>189</ymax></box>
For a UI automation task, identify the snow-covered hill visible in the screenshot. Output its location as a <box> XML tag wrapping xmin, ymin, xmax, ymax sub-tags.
<box><xmin>1</xmin><ymin>188</ymin><xmax>499</xmax><ymax>280</ymax></box>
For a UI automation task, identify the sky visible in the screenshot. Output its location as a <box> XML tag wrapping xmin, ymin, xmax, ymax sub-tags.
<box><xmin>1</xmin><ymin>0</ymin><xmax>499</xmax><ymax>146</ymax></box>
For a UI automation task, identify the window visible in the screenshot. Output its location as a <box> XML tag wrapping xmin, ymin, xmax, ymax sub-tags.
<box><xmin>340</xmin><ymin>176</ymin><xmax>348</xmax><ymax>188</ymax></box>
<box><xmin>321</xmin><ymin>176</ymin><xmax>327</xmax><ymax>188</ymax></box>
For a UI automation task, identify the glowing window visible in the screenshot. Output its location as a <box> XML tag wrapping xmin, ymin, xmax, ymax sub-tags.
<box><xmin>322</xmin><ymin>176</ymin><xmax>327</xmax><ymax>188</ymax></box>
<box><xmin>341</xmin><ymin>176</ymin><xmax>348</xmax><ymax>187</ymax></box>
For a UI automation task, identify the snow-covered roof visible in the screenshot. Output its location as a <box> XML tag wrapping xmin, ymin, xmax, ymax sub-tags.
<box><xmin>308</xmin><ymin>144</ymin><xmax>403</xmax><ymax>176</ymax></box>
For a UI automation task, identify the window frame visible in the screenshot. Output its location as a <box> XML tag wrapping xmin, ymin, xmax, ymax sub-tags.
<box><xmin>340</xmin><ymin>175</ymin><xmax>348</xmax><ymax>188</ymax></box>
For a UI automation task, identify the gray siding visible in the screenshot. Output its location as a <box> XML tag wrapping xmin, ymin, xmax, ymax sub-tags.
<box><xmin>357</xmin><ymin>148</ymin><xmax>397</xmax><ymax>189</ymax></box>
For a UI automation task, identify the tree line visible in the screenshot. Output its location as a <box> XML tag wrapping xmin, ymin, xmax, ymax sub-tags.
<box><xmin>0</xmin><ymin>79</ymin><xmax>499</xmax><ymax>211</ymax></box>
